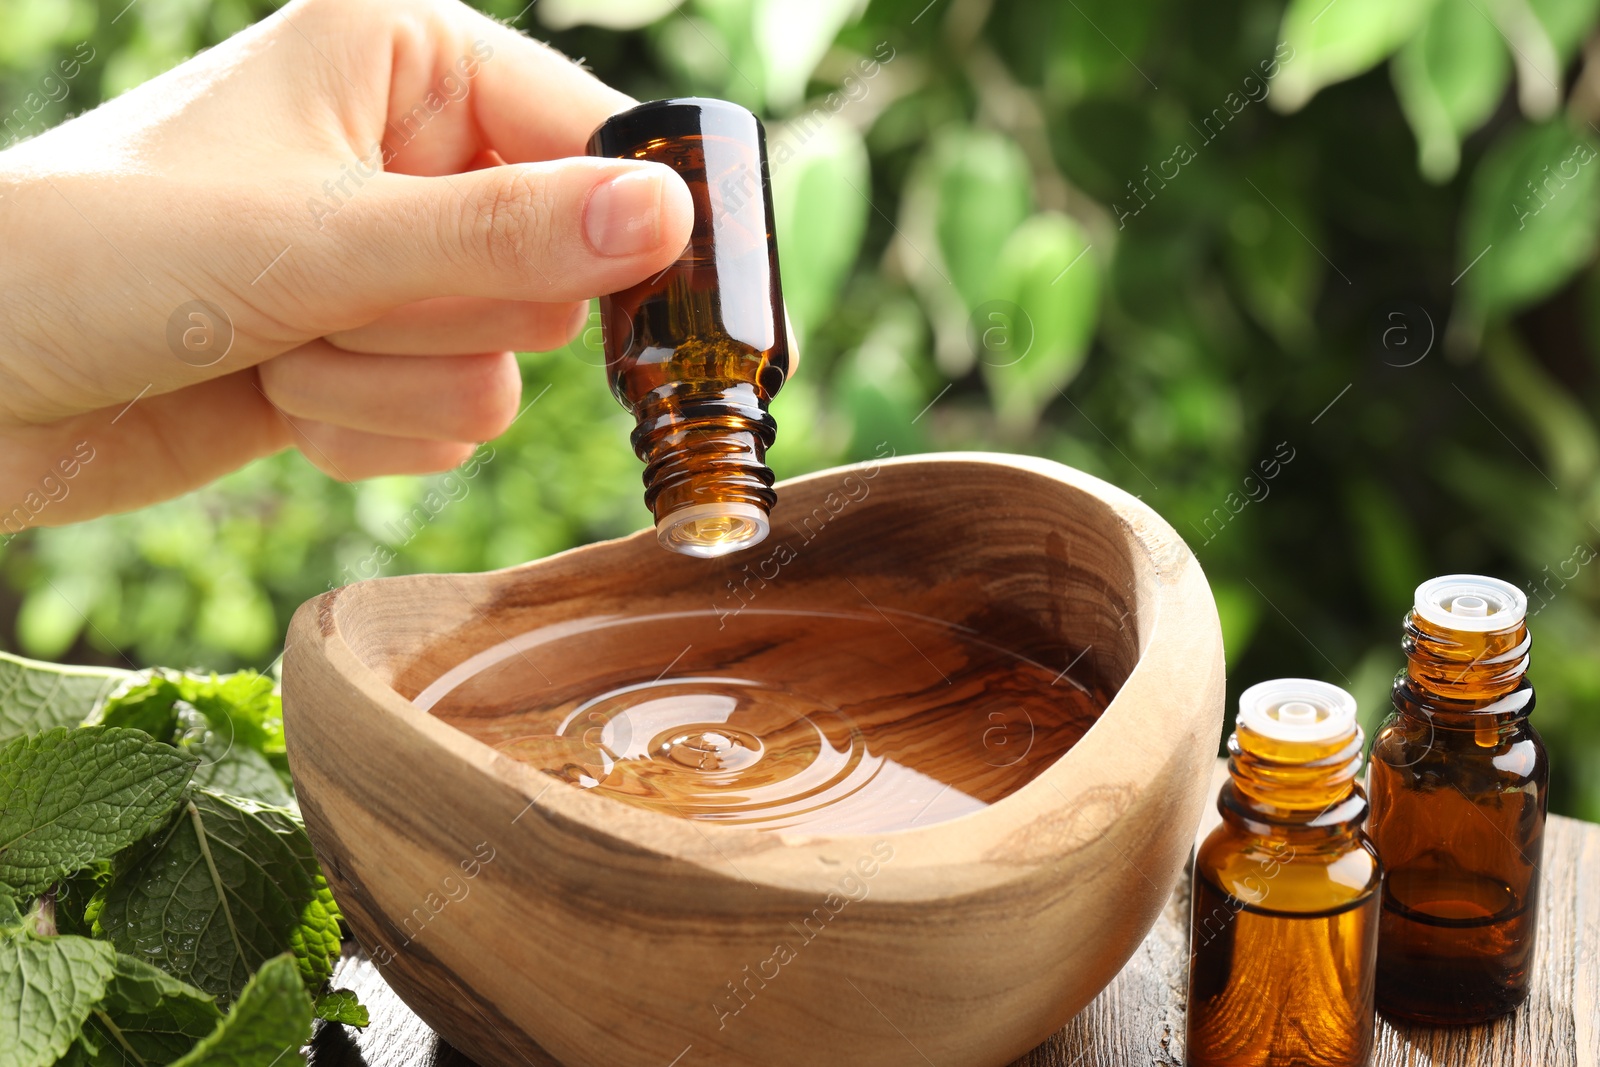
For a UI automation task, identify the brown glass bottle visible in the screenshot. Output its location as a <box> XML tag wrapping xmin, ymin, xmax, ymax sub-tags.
<box><xmin>1367</xmin><ymin>574</ymin><xmax>1547</xmax><ymax>1025</ymax></box>
<box><xmin>587</xmin><ymin>98</ymin><xmax>789</xmax><ymax>558</ymax></box>
<box><xmin>1187</xmin><ymin>679</ymin><xmax>1381</xmax><ymax>1067</ymax></box>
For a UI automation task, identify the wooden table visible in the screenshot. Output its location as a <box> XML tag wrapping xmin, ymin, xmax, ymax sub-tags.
<box><xmin>306</xmin><ymin>763</ymin><xmax>1600</xmax><ymax>1067</ymax></box>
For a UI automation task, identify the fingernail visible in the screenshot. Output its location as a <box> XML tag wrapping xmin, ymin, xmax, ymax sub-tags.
<box><xmin>584</xmin><ymin>170</ymin><xmax>664</xmax><ymax>257</ymax></box>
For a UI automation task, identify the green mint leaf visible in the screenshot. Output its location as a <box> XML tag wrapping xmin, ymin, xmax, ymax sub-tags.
<box><xmin>312</xmin><ymin>987</ymin><xmax>369</xmax><ymax>1027</ymax></box>
<box><xmin>100</xmin><ymin>671</ymin><xmax>293</xmax><ymax>802</ymax></box>
<box><xmin>288</xmin><ymin>874</ymin><xmax>344</xmax><ymax>991</ymax></box>
<box><xmin>94</xmin><ymin>677</ymin><xmax>183</xmax><ymax>743</ymax></box>
<box><xmin>175</xmin><ymin>703</ymin><xmax>294</xmax><ymax>807</ymax></box>
<box><xmin>191</xmin><ymin>745</ymin><xmax>294</xmax><ymax>807</ymax></box>
<box><xmin>101</xmin><ymin>670</ymin><xmax>284</xmax><ymax>758</ymax></box>
<box><xmin>104</xmin><ymin>951</ymin><xmax>215</xmax><ymax>1010</ymax></box>
<box><xmin>68</xmin><ymin>953</ymin><xmax>222</xmax><ymax>1066</ymax></box>
<box><xmin>190</xmin><ymin>672</ymin><xmax>285</xmax><ymax>758</ymax></box>
<box><xmin>0</xmin><ymin>726</ymin><xmax>197</xmax><ymax>896</ymax></box>
<box><xmin>94</xmin><ymin>790</ymin><xmax>336</xmax><ymax>1004</ymax></box>
<box><xmin>0</xmin><ymin>928</ymin><xmax>117</xmax><ymax>1067</ymax></box>
<box><xmin>0</xmin><ymin>652</ymin><xmax>127</xmax><ymax>746</ymax></box>
<box><xmin>168</xmin><ymin>954</ymin><xmax>311</xmax><ymax>1067</ymax></box>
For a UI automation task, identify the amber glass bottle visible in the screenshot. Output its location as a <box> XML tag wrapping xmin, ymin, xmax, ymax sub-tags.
<box><xmin>587</xmin><ymin>98</ymin><xmax>789</xmax><ymax>558</ymax></box>
<box><xmin>1187</xmin><ymin>679</ymin><xmax>1381</xmax><ymax>1067</ymax></box>
<box><xmin>1367</xmin><ymin>574</ymin><xmax>1547</xmax><ymax>1025</ymax></box>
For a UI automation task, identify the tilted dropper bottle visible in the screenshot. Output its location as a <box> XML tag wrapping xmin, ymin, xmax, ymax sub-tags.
<box><xmin>587</xmin><ymin>98</ymin><xmax>789</xmax><ymax>558</ymax></box>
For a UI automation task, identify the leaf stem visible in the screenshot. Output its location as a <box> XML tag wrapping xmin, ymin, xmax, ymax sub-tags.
<box><xmin>187</xmin><ymin>799</ymin><xmax>250</xmax><ymax>984</ymax></box>
<box><xmin>31</xmin><ymin>887</ymin><xmax>56</xmax><ymax>936</ymax></box>
<box><xmin>93</xmin><ymin>1007</ymin><xmax>151</xmax><ymax>1067</ymax></box>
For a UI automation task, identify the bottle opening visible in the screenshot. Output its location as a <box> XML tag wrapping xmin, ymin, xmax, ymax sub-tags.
<box><xmin>657</xmin><ymin>502</ymin><xmax>770</xmax><ymax>558</ymax></box>
<box><xmin>1238</xmin><ymin>678</ymin><xmax>1357</xmax><ymax>742</ymax></box>
<box><xmin>1278</xmin><ymin>700</ymin><xmax>1318</xmax><ymax>725</ymax></box>
<box><xmin>1413</xmin><ymin>574</ymin><xmax>1526</xmax><ymax>633</ymax></box>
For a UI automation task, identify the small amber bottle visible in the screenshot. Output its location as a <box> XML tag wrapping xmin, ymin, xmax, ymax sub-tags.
<box><xmin>1367</xmin><ymin>574</ymin><xmax>1547</xmax><ymax>1024</ymax></box>
<box><xmin>587</xmin><ymin>98</ymin><xmax>790</xmax><ymax>558</ymax></box>
<box><xmin>1187</xmin><ymin>679</ymin><xmax>1382</xmax><ymax>1067</ymax></box>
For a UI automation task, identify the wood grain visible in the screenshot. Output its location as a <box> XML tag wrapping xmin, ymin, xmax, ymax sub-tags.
<box><xmin>283</xmin><ymin>453</ymin><xmax>1227</xmax><ymax>1067</ymax></box>
<box><xmin>307</xmin><ymin>761</ymin><xmax>1600</xmax><ymax>1067</ymax></box>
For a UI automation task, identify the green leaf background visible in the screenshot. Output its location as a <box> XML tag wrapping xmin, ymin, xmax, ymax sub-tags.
<box><xmin>5</xmin><ymin>0</ymin><xmax>1600</xmax><ymax>826</ymax></box>
<box><xmin>1460</xmin><ymin>122</ymin><xmax>1600</xmax><ymax>318</ymax></box>
<box><xmin>981</xmin><ymin>213</ymin><xmax>1100</xmax><ymax>430</ymax></box>
<box><xmin>1390</xmin><ymin>0</ymin><xmax>1509</xmax><ymax>182</ymax></box>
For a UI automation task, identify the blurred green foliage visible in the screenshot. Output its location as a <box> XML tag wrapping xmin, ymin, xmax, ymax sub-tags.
<box><xmin>4</xmin><ymin>0</ymin><xmax>1600</xmax><ymax>820</ymax></box>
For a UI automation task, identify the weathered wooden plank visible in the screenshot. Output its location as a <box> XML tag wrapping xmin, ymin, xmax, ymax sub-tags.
<box><xmin>308</xmin><ymin>763</ymin><xmax>1599</xmax><ymax>1067</ymax></box>
<box><xmin>310</xmin><ymin>949</ymin><xmax>476</xmax><ymax>1067</ymax></box>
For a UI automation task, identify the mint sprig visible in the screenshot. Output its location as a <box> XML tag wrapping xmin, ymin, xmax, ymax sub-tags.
<box><xmin>0</xmin><ymin>652</ymin><xmax>365</xmax><ymax>1067</ymax></box>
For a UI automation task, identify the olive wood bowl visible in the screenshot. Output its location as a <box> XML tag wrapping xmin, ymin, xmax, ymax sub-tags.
<box><xmin>283</xmin><ymin>452</ymin><xmax>1224</xmax><ymax>1067</ymax></box>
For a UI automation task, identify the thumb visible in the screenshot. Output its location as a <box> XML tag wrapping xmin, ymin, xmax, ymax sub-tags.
<box><xmin>328</xmin><ymin>157</ymin><xmax>694</xmax><ymax>306</ymax></box>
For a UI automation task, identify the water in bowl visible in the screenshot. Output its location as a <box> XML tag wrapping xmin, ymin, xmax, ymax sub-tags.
<box><xmin>414</xmin><ymin>608</ymin><xmax>1109</xmax><ymax>834</ymax></box>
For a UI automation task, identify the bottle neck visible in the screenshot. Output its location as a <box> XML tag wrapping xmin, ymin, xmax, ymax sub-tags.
<box><xmin>1220</xmin><ymin>723</ymin><xmax>1367</xmax><ymax>841</ymax></box>
<box><xmin>1393</xmin><ymin>610</ymin><xmax>1533</xmax><ymax>733</ymax></box>
<box><xmin>631</xmin><ymin>378</ymin><xmax>777</xmax><ymax>553</ymax></box>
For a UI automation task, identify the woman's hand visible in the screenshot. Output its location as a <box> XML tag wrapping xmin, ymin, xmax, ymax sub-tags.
<box><xmin>0</xmin><ymin>0</ymin><xmax>697</xmax><ymax>526</ymax></box>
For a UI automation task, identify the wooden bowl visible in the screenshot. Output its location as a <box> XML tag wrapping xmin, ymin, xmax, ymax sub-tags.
<box><xmin>283</xmin><ymin>452</ymin><xmax>1224</xmax><ymax>1067</ymax></box>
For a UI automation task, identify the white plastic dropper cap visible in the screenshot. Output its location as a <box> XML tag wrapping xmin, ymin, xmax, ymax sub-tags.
<box><xmin>1412</xmin><ymin>574</ymin><xmax>1526</xmax><ymax>633</ymax></box>
<box><xmin>1237</xmin><ymin>678</ymin><xmax>1357</xmax><ymax>743</ymax></box>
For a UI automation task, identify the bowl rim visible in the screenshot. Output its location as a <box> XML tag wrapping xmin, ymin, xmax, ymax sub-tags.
<box><xmin>288</xmin><ymin>450</ymin><xmax>1222</xmax><ymax>901</ymax></box>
